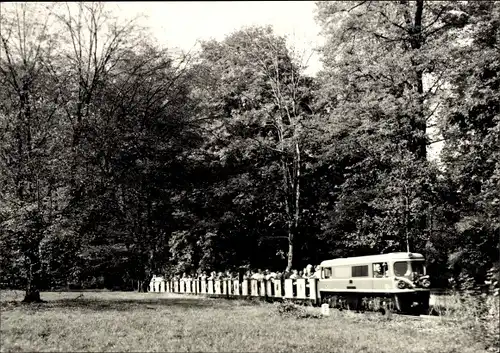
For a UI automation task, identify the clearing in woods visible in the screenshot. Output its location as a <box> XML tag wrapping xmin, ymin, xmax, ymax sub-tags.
<box><xmin>0</xmin><ymin>291</ymin><xmax>489</xmax><ymax>352</ymax></box>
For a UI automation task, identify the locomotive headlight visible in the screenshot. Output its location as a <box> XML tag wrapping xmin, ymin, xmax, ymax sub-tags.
<box><xmin>421</xmin><ymin>278</ymin><xmax>431</xmax><ymax>288</ymax></box>
<box><xmin>397</xmin><ymin>280</ymin><xmax>407</xmax><ymax>289</ymax></box>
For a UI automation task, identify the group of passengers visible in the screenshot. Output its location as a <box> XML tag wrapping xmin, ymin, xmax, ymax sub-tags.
<box><xmin>171</xmin><ymin>264</ymin><xmax>321</xmax><ymax>282</ymax></box>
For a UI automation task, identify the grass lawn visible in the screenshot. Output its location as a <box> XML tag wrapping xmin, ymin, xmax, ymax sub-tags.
<box><xmin>0</xmin><ymin>290</ymin><xmax>490</xmax><ymax>353</ymax></box>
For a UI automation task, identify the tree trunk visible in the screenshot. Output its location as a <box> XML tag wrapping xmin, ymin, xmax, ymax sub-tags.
<box><xmin>22</xmin><ymin>290</ymin><xmax>42</xmax><ymax>303</ymax></box>
<box><xmin>23</xmin><ymin>258</ymin><xmax>43</xmax><ymax>303</ymax></box>
<box><xmin>285</xmin><ymin>142</ymin><xmax>301</xmax><ymax>272</ymax></box>
<box><xmin>403</xmin><ymin>0</ymin><xmax>427</xmax><ymax>160</ymax></box>
<box><xmin>286</xmin><ymin>233</ymin><xmax>294</xmax><ymax>273</ymax></box>
<box><xmin>137</xmin><ymin>280</ymin><xmax>146</xmax><ymax>292</ymax></box>
<box><xmin>283</xmin><ymin>151</ymin><xmax>293</xmax><ymax>272</ymax></box>
<box><xmin>18</xmin><ymin>86</ymin><xmax>43</xmax><ymax>305</ymax></box>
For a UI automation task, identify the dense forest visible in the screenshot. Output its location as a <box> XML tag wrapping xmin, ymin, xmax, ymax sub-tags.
<box><xmin>0</xmin><ymin>1</ymin><xmax>498</xmax><ymax>302</ymax></box>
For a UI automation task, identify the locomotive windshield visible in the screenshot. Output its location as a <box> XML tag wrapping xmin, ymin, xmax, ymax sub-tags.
<box><xmin>411</xmin><ymin>261</ymin><xmax>426</xmax><ymax>276</ymax></box>
<box><xmin>393</xmin><ymin>262</ymin><xmax>409</xmax><ymax>276</ymax></box>
<box><xmin>393</xmin><ymin>261</ymin><xmax>426</xmax><ymax>277</ymax></box>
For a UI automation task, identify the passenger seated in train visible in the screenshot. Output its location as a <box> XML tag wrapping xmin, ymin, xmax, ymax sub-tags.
<box><xmin>304</xmin><ymin>264</ymin><xmax>313</xmax><ymax>278</ymax></box>
<box><xmin>265</xmin><ymin>270</ymin><xmax>277</xmax><ymax>280</ymax></box>
<box><xmin>251</xmin><ymin>269</ymin><xmax>265</xmax><ymax>280</ymax></box>
<box><xmin>373</xmin><ymin>263</ymin><xmax>388</xmax><ymax>278</ymax></box>
<box><xmin>313</xmin><ymin>265</ymin><xmax>321</xmax><ymax>278</ymax></box>
<box><xmin>162</xmin><ymin>266</ymin><xmax>328</xmax><ymax>284</ymax></box>
<box><xmin>289</xmin><ymin>269</ymin><xmax>300</xmax><ymax>279</ymax></box>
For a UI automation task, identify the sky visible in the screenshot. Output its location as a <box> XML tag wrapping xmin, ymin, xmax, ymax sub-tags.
<box><xmin>112</xmin><ymin>1</ymin><xmax>324</xmax><ymax>76</ymax></box>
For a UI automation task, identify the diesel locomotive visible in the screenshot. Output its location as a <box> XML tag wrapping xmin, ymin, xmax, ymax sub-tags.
<box><xmin>318</xmin><ymin>252</ymin><xmax>431</xmax><ymax>314</ymax></box>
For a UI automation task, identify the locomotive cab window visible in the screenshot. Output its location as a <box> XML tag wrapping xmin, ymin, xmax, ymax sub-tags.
<box><xmin>394</xmin><ymin>262</ymin><xmax>410</xmax><ymax>276</ymax></box>
<box><xmin>352</xmin><ymin>265</ymin><xmax>369</xmax><ymax>277</ymax></box>
<box><xmin>373</xmin><ymin>262</ymin><xmax>388</xmax><ymax>278</ymax></box>
<box><xmin>411</xmin><ymin>261</ymin><xmax>426</xmax><ymax>275</ymax></box>
<box><xmin>323</xmin><ymin>267</ymin><xmax>332</xmax><ymax>279</ymax></box>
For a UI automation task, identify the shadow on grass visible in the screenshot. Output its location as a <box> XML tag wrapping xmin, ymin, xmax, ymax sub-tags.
<box><xmin>1</xmin><ymin>296</ymin><xmax>229</xmax><ymax>312</ymax></box>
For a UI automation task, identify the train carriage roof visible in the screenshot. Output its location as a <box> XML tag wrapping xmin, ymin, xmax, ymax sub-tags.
<box><xmin>319</xmin><ymin>252</ymin><xmax>425</xmax><ymax>268</ymax></box>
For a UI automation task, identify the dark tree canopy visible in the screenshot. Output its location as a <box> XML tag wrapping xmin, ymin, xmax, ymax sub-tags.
<box><xmin>0</xmin><ymin>1</ymin><xmax>498</xmax><ymax>300</ymax></box>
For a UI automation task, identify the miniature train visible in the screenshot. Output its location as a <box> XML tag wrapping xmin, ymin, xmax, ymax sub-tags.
<box><xmin>150</xmin><ymin>252</ymin><xmax>431</xmax><ymax>315</ymax></box>
<box><xmin>318</xmin><ymin>252</ymin><xmax>431</xmax><ymax>314</ymax></box>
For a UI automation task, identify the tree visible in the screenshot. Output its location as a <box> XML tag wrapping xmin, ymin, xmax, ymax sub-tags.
<box><xmin>0</xmin><ymin>3</ymin><xmax>68</xmax><ymax>301</ymax></box>
<box><xmin>47</xmin><ymin>2</ymin><xmax>144</xmax><ymax>200</ymax></box>
<box><xmin>440</xmin><ymin>1</ymin><xmax>500</xmax><ymax>282</ymax></box>
<box><xmin>64</xmin><ymin>36</ymin><xmax>203</xmax><ymax>290</ymax></box>
<box><xmin>193</xmin><ymin>26</ymin><xmax>315</xmax><ymax>271</ymax></box>
<box><xmin>313</xmin><ymin>0</ymin><xmax>470</xmax><ymax>259</ymax></box>
<box><xmin>1</xmin><ymin>1</ymin><xmax>205</xmax><ymax>295</ymax></box>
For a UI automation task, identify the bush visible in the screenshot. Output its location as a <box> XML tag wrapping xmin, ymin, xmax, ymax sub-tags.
<box><xmin>482</xmin><ymin>266</ymin><xmax>500</xmax><ymax>352</ymax></box>
<box><xmin>435</xmin><ymin>267</ymin><xmax>499</xmax><ymax>352</ymax></box>
<box><xmin>275</xmin><ymin>300</ymin><xmax>322</xmax><ymax>319</ymax></box>
<box><xmin>482</xmin><ymin>295</ymin><xmax>499</xmax><ymax>352</ymax></box>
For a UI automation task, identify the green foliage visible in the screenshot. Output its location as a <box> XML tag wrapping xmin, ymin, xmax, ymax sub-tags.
<box><xmin>313</xmin><ymin>0</ymin><xmax>498</xmax><ymax>285</ymax></box>
<box><xmin>440</xmin><ymin>0</ymin><xmax>500</xmax><ymax>282</ymax></box>
<box><xmin>0</xmin><ymin>1</ymin><xmax>498</xmax><ymax>300</ymax></box>
<box><xmin>188</xmin><ymin>25</ymin><xmax>318</xmax><ymax>271</ymax></box>
<box><xmin>275</xmin><ymin>300</ymin><xmax>322</xmax><ymax>319</ymax></box>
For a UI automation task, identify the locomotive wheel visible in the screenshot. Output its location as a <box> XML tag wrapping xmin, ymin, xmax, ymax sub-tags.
<box><xmin>420</xmin><ymin>295</ymin><xmax>430</xmax><ymax>315</ymax></box>
<box><xmin>420</xmin><ymin>302</ymin><xmax>430</xmax><ymax>315</ymax></box>
<box><xmin>341</xmin><ymin>298</ymin><xmax>350</xmax><ymax>311</ymax></box>
<box><xmin>360</xmin><ymin>298</ymin><xmax>367</xmax><ymax>312</ymax></box>
<box><xmin>380</xmin><ymin>298</ymin><xmax>395</xmax><ymax>315</ymax></box>
<box><xmin>328</xmin><ymin>295</ymin><xmax>339</xmax><ymax>309</ymax></box>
